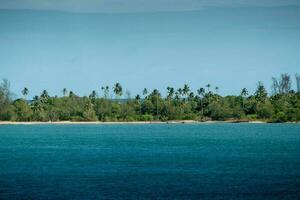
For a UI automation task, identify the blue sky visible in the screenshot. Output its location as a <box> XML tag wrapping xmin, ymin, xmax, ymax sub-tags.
<box><xmin>0</xmin><ymin>1</ymin><xmax>300</xmax><ymax>98</ymax></box>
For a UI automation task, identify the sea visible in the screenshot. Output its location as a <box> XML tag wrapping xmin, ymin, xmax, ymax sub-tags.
<box><xmin>0</xmin><ymin>123</ymin><xmax>299</xmax><ymax>199</ymax></box>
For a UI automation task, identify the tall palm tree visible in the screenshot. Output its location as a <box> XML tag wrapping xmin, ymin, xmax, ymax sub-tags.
<box><xmin>197</xmin><ymin>88</ymin><xmax>205</xmax><ymax>115</ymax></box>
<box><xmin>33</xmin><ymin>95</ymin><xmax>39</xmax><ymax>101</ymax></box>
<box><xmin>241</xmin><ymin>88</ymin><xmax>248</xmax><ymax>97</ymax></box>
<box><xmin>41</xmin><ymin>90</ymin><xmax>49</xmax><ymax>99</ymax></box>
<box><xmin>206</xmin><ymin>84</ymin><xmax>211</xmax><ymax>104</ymax></box>
<box><xmin>22</xmin><ymin>87</ymin><xmax>29</xmax><ymax>100</ymax></box>
<box><xmin>113</xmin><ymin>83</ymin><xmax>123</xmax><ymax>99</ymax></box>
<box><xmin>69</xmin><ymin>91</ymin><xmax>74</xmax><ymax>98</ymax></box>
<box><xmin>255</xmin><ymin>82</ymin><xmax>267</xmax><ymax>102</ymax></box>
<box><xmin>197</xmin><ymin>88</ymin><xmax>205</xmax><ymax>97</ymax></box>
<box><xmin>174</xmin><ymin>91</ymin><xmax>180</xmax><ymax>101</ymax></box>
<box><xmin>40</xmin><ymin>90</ymin><xmax>49</xmax><ymax>104</ymax></box>
<box><xmin>241</xmin><ymin>88</ymin><xmax>248</xmax><ymax>109</ymax></box>
<box><xmin>143</xmin><ymin>88</ymin><xmax>148</xmax><ymax>97</ymax></box>
<box><xmin>152</xmin><ymin>89</ymin><xmax>160</xmax><ymax>116</ymax></box>
<box><xmin>177</xmin><ymin>88</ymin><xmax>183</xmax><ymax>99</ymax></box>
<box><xmin>105</xmin><ymin>86</ymin><xmax>109</xmax><ymax>98</ymax></box>
<box><xmin>188</xmin><ymin>92</ymin><xmax>194</xmax><ymax>100</ymax></box>
<box><xmin>135</xmin><ymin>94</ymin><xmax>142</xmax><ymax>114</ymax></box>
<box><xmin>62</xmin><ymin>88</ymin><xmax>67</xmax><ymax>97</ymax></box>
<box><xmin>215</xmin><ymin>86</ymin><xmax>219</xmax><ymax>94</ymax></box>
<box><xmin>182</xmin><ymin>84</ymin><xmax>190</xmax><ymax>99</ymax></box>
<box><xmin>101</xmin><ymin>86</ymin><xmax>110</xmax><ymax>99</ymax></box>
<box><xmin>167</xmin><ymin>87</ymin><xmax>174</xmax><ymax>99</ymax></box>
<box><xmin>31</xmin><ymin>96</ymin><xmax>42</xmax><ymax>113</ymax></box>
<box><xmin>89</xmin><ymin>90</ymin><xmax>97</xmax><ymax>99</ymax></box>
<box><xmin>205</xmin><ymin>84</ymin><xmax>211</xmax><ymax>93</ymax></box>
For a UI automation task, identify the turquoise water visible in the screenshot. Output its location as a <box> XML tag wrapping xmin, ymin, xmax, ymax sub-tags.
<box><xmin>0</xmin><ymin>124</ymin><xmax>299</xmax><ymax>199</ymax></box>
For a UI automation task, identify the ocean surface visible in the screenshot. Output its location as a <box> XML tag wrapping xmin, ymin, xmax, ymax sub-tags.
<box><xmin>0</xmin><ymin>124</ymin><xmax>299</xmax><ymax>200</ymax></box>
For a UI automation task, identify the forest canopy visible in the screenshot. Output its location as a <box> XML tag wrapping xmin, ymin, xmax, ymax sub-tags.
<box><xmin>0</xmin><ymin>73</ymin><xmax>299</xmax><ymax>122</ymax></box>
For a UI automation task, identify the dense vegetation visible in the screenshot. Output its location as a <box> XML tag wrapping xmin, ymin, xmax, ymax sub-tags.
<box><xmin>1</xmin><ymin>73</ymin><xmax>300</xmax><ymax>122</ymax></box>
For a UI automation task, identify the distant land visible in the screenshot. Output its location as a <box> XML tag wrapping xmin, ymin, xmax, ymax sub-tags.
<box><xmin>0</xmin><ymin>73</ymin><xmax>299</xmax><ymax>123</ymax></box>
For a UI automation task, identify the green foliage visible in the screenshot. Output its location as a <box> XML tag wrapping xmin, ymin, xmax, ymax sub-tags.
<box><xmin>0</xmin><ymin>75</ymin><xmax>300</xmax><ymax>122</ymax></box>
<box><xmin>207</xmin><ymin>101</ymin><xmax>231</xmax><ymax>120</ymax></box>
<box><xmin>256</xmin><ymin>101</ymin><xmax>274</xmax><ymax>119</ymax></box>
<box><xmin>12</xmin><ymin>99</ymin><xmax>32</xmax><ymax>121</ymax></box>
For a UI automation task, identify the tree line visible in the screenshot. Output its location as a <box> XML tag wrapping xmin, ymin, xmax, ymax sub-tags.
<box><xmin>0</xmin><ymin>73</ymin><xmax>299</xmax><ymax>122</ymax></box>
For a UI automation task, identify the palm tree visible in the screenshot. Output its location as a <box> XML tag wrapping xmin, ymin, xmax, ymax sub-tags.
<box><xmin>174</xmin><ymin>91</ymin><xmax>180</xmax><ymax>101</ymax></box>
<box><xmin>177</xmin><ymin>88</ymin><xmax>183</xmax><ymax>99</ymax></box>
<box><xmin>241</xmin><ymin>88</ymin><xmax>248</xmax><ymax>97</ymax></box>
<box><xmin>40</xmin><ymin>90</ymin><xmax>49</xmax><ymax>104</ymax></box>
<box><xmin>197</xmin><ymin>88</ymin><xmax>205</xmax><ymax>97</ymax></box>
<box><xmin>182</xmin><ymin>84</ymin><xmax>190</xmax><ymax>99</ymax></box>
<box><xmin>101</xmin><ymin>86</ymin><xmax>110</xmax><ymax>99</ymax></box>
<box><xmin>62</xmin><ymin>88</ymin><xmax>67</xmax><ymax>97</ymax></box>
<box><xmin>197</xmin><ymin>88</ymin><xmax>205</xmax><ymax>115</ymax></box>
<box><xmin>41</xmin><ymin>90</ymin><xmax>49</xmax><ymax>99</ymax></box>
<box><xmin>215</xmin><ymin>86</ymin><xmax>219</xmax><ymax>94</ymax></box>
<box><xmin>240</xmin><ymin>88</ymin><xmax>248</xmax><ymax>109</ymax></box>
<box><xmin>69</xmin><ymin>91</ymin><xmax>75</xmax><ymax>98</ymax></box>
<box><xmin>113</xmin><ymin>82</ymin><xmax>123</xmax><ymax>99</ymax></box>
<box><xmin>152</xmin><ymin>89</ymin><xmax>160</xmax><ymax>117</ymax></box>
<box><xmin>205</xmin><ymin>84</ymin><xmax>211</xmax><ymax>92</ymax></box>
<box><xmin>33</xmin><ymin>95</ymin><xmax>39</xmax><ymax>101</ymax></box>
<box><xmin>255</xmin><ymin>82</ymin><xmax>267</xmax><ymax>102</ymax></box>
<box><xmin>143</xmin><ymin>88</ymin><xmax>148</xmax><ymax>97</ymax></box>
<box><xmin>105</xmin><ymin>86</ymin><xmax>109</xmax><ymax>98</ymax></box>
<box><xmin>31</xmin><ymin>96</ymin><xmax>42</xmax><ymax>113</ymax></box>
<box><xmin>206</xmin><ymin>84</ymin><xmax>211</xmax><ymax>104</ymax></box>
<box><xmin>167</xmin><ymin>87</ymin><xmax>174</xmax><ymax>99</ymax></box>
<box><xmin>89</xmin><ymin>90</ymin><xmax>97</xmax><ymax>99</ymax></box>
<box><xmin>135</xmin><ymin>94</ymin><xmax>142</xmax><ymax>114</ymax></box>
<box><xmin>188</xmin><ymin>92</ymin><xmax>194</xmax><ymax>100</ymax></box>
<box><xmin>22</xmin><ymin>87</ymin><xmax>29</xmax><ymax>100</ymax></box>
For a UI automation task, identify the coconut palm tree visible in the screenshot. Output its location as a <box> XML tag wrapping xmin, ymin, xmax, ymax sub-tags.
<box><xmin>105</xmin><ymin>86</ymin><xmax>109</xmax><ymax>98</ymax></box>
<box><xmin>188</xmin><ymin>92</ymin><xmax>194</xmax><ymax>100</ymax></box>
<box><xmin>152</xmin><ymin>89</ymin><xmax>160</xmax><ymax>117</ymax></box>
<box><xmin>33</xmin><ymin>95</ymin><xmax>39</xmax><ymax>101</ymax></box>
<box><xmin>240</xmin><ymin>88</ymin><xmax>248</xmax><ymax>109</ymax></box>
<box><xmin>113</xmin><ymin>83</ymin><xmax>123</xmax><ymax>99</ymax></box>
<box><xmin>135</xmin><ymin>94</ymin><xmax>142</xmax><ymax>114</ymax></box>
<box><xmin>41</xmin><ymin>90</ymin><xmax>49</xmax><ymax>99</ymax></box>
<box><xmin>135</xmin><ymin>94</ymin><xmax>141</xmax><ymax>100</ymax></box>
<box><xmin>255</xmin><ymin>82</ymin><xmax>267</xmax><ymax>102</ymax></box>
<box><xmin>241</xmin><ymin>88</ymin><xmax>248</xmax><ymax>97</ymax></box>
<box><xmin>197</xmin><ymin>88</ymin><xmax>205</xmax><ymax>115</ymax></box>
<box><xmin>205</xmin><ymin>84</ymin><xmax>211</xmax><ymax>92</ymax></box>
<box><xmin>101</xmin><ymin>86</ymin><xmax>110</xmax><ymax>99</ymax></box>
<box><xmin>22</xmin><ymin>87</ymin><xmax>29</xmax><ymax>100</ymax></box>
<box><xmin>143</xmin><ymin>88</ymin><xmax>148</xmax><ymax>97</ymax></box>
<box><xmin>215</xmin><ymin>86</ymin><xmax>219</xmax><ymax>94</ymax></box>
<box><xmin>89</xmin><ymin>90</ymin><xmax>97</xmax><ymax>100</ymax></box>
<box><xmin>177</xmin><ymin>88</ymin><xmax>183</xmax><ymax>99</ymax></box>
<box><xmin>206</xmin><ymin>84</ymin><xmax>211</xmax><ymax>104</ymax></box>
<box><xmin>62</xmin><ymin>88</ymin><xmax>67</xmax><ymax>97</ymax></box>
<box><xmin>69</xmin><ymin>91</ymin><xmax>75</xmax><ymax>98</ymax></box>
<box><xmin>182</xmin><ymin>84</ymin><xmax>190</xmax><ymax>99</ymax></box>
<box><xmin>197</xmin><ymin>88</ymin><xmax>205</xmax><ymax>97</ymax></box>
<box><xmin>166</xmin><ymin>87</ymin><xmax>174</xmax><ymax>99</ymax></box>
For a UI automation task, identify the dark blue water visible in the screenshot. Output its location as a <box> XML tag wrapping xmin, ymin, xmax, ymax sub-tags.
<box><xmin>0</xmin><ymin>124</ymin><xmax>299</xmax><ymax>199</ymax></box>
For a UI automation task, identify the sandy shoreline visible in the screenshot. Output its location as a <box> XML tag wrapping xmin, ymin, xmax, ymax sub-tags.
<box><xmin>0</xmin><ymin>120</ymin><xmax>199</xmax><ymax>125</ymax></box>
<box><xmin>0</xmin><ymin>120</ymin><xmax>273</xmax><ymax>125</ymax></box>
<box><xmin>0</xmin><ymin>120</ymin><xmax>298</xmax><ymax>125</ymax></box>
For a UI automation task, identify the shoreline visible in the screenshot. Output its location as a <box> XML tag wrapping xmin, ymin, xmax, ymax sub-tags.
<box><xmin>0</xmin><ymin>120</ymin><xmax>298</xmax><ymax>125</ymax></box>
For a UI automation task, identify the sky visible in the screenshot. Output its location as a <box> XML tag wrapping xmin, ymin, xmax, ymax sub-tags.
<box><xmin>0</xmin><ymin>0</ymin><xmax>300</xmax><ymax>98</ymax></box>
